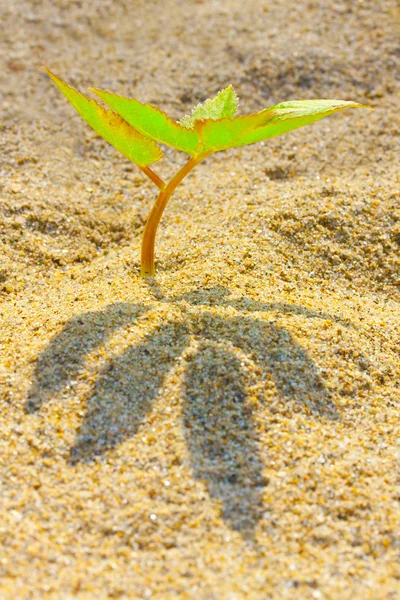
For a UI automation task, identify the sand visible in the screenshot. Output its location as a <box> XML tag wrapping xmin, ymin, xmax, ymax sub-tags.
<box><xmin>1</xmin><ymin>0</ymin><xmax>399</xmax><ymax>598</ymax></box>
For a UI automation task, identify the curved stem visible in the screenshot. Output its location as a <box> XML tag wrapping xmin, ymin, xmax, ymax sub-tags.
<box><xmin>140</xmin><ymin>155</ymin><xmax>205</xmax><ymax>277</ymax></box>
<box><xmin>140</xmin><ymin>165</ymin><xmax>166</xmax><ymax>190</ymax></box>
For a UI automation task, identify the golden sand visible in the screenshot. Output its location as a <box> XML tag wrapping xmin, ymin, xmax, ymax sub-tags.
<box><xmin>1</xmin><ymin>1</ymin><xmax>399</xmax><ymax>598</ymax></box>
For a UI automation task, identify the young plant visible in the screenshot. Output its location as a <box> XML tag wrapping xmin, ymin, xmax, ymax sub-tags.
<box><xmin>43</xmin><ymin>67</ymin><xmax>368</xmax><ymax>277</ymax></box>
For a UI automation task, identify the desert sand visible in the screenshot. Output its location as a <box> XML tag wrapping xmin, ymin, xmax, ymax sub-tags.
<box><xmin>1</xmin><ymin>0</ymin><xmax>399</xmax><ymax>598</ymax></box>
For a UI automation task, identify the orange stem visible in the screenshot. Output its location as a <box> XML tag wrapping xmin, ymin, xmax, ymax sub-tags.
<box><xmin>140</xmin><ymin>166</ymin><xmax>166</xmax><ymax>190</ymax></box>
<box><xmin>140</xmin><ymin>155</ymin><xmax>205</xmax><ymax>277</ymax></box>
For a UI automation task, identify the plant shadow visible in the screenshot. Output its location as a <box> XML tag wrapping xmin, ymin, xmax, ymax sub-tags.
<box><xmin>27</xmin><ymin>286</ymin><xmax>345</xmax><ymax>538</ymax></box>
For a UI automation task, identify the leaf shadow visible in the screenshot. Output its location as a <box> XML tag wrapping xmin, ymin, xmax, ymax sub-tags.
<box><xmin>182</xmin><ymin>339</ymin><xmax>267</xmax><ymax>538</ymax></box>
<box><xmin>181</xmin><ymin>308</ymin><xmax>338</xmax><ymax>538</ymax></box>
<box><xmin>68</xmin><ymin>319</ymin><xmax>190</xmax><ymax>462</ymax></box>
<box><xmin>26</xmin><ymin>286</ymin><xmax>345</xmax><ymax>538</ymax></box>
<box><xmin>26</xmin><ymin>302</ymin><xmax>147</xmax><ymax>413</ymax></box>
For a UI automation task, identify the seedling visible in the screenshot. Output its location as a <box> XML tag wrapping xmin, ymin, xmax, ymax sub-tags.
<box><xmin>43</xmin><ymin>67</ymin><xmax>368</xmax><ymax>277</ymax></box>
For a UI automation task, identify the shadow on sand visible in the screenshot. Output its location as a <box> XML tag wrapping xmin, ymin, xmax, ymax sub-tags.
<box><xmin>27</xmin><ymin>285</ymin><xmax>346</xmax><ymax>538</ymax></box>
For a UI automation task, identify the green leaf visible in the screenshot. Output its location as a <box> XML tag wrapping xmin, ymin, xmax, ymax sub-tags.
<box><xmin>179</xmin><ymin>85</ymin><xmax>238</xmax><ymax>129</ymax></box>
<box><xmin>43</xmin><ymin>67</ymin><xmax>163</xmax><ymax>167</ymax></box>
<box><xmin>91</xmin><ymin>88</ymin><xmax>200</xmax><ymax>155</ymax></box>
<box><xmin>235</xmin><ymin>100</ymin><xmax>369</xmax><ymax>147</ymax></box>
<box><xmin>194</xmin><ymin>99</ymin><xmax>368</xmax><ymax>152</ymax></box>
<box><xmin>193</xmin><ymin>114</ymin><xmax>258</xmax><ymax>153</ymax></box>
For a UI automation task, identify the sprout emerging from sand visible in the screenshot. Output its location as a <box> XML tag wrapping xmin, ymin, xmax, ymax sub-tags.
<box><xmin>43</xmin><ymin>67</ymin><xmax>369</xmax><ymax>277</ymax></box>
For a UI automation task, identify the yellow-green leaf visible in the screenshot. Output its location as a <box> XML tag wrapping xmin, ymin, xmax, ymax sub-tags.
<box><xmin>91</xmin><ymin>88</ymin><xmax>200</xmax><ymax>155</ymax></box>
<box><xmin>194</xmin><ymin>99</ymin><xmax>368</xmax><ymax>152</ymax></box>
<box><xmin>235</xmin><ymin>100</ymin><xmax>368</xmax><ymax>147</ymax></box>
<box><xmin>193</xmin><ymin>114</ymin><xmax>260</xmax><ymax>153</ymax></box>
<box><xmin>43</xmin><ymin>67</ymin><xmax>163</xmax><ymax>166</ymax></box>
<box><xmin>179</xmin><ymin>85</ymin><xmax>238</xmax><ymax>129</ymax></box>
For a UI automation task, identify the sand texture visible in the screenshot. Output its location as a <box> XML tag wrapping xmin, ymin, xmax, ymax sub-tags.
<box><xmin>1</xmin><ymin>0</ymin><xmax>400</xmax><ymax>598</ymax></box>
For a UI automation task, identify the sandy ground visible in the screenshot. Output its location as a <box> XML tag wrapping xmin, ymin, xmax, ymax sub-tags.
<box><xmin>1</xmin><ymin>0</ymin><xmax>400</xmax><ymax>598</ymax></box>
